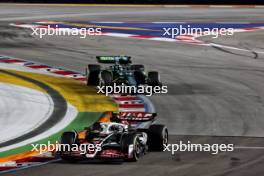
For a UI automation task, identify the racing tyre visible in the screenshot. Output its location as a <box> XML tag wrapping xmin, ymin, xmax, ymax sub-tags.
<box><xmin>121</xmin><ymin>133</ymin><xmax>141</xmax><ymax>162</ymax></box>
<box><xmin>147</xmin><ymin>71</ymin><xmax>162</xmax><ymax>86</ymax></box>
<box><xmin>60</xmin><ymin>132</ymin><xmax>78</xmax><ymax>162</ymax></box>
<box><xmin>87</xmin><ymin>64</ymin><xmax>101</xmax><ymax>86</ymax></box>
<box><xmin>60</xmin><ymin>131</ymin><xmax>77</xmax><ymax>146</ymax></box>
<box><xmin>100</xmin><ymin>70</ymin><xmax>113</xmax><ymax>86</ymax></box>
<box><xmin>148</xmin><ymin>125</ymin><xmax>168</xmax><ymax>151</ymax></box>
<box><xmin>134</xmin><ymin>71</ymin><xmax>146</xmax><ymax>85</ymax></box>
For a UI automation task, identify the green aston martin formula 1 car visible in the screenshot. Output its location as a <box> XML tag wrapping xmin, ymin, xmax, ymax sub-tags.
<box><xmin>86</xmin><ymin>56</ymin><xmax>162</xmax><ymax>87</ymax></box>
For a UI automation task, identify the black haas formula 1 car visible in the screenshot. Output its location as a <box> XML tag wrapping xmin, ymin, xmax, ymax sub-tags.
<box><xmin>59</xmin><ymin>112</ymin><xmax>168</xmax><ymax>162</ymax></box>
<box><xmin>85</xmin><ymin>56</ymin><xmax>162</xmax><ymax>87</ymax></box>
<box><xmin>59</xmin><ymin>122</ymin><xmax>148</xmax><ymax>162</ymax></box>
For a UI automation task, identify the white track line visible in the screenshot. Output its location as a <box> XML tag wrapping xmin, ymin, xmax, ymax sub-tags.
<box><xmin>235</xmin><ymin>146</ymin><xmax>264</xmax><ymax>150</ymax></box>
<box><xmin>210</xmin><ymin>43</ymin><xmax>264</xmax><ymax>54</ymax></box>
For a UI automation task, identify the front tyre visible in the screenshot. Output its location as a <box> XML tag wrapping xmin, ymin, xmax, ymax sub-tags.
<box><xmin>121</xmin><ymin>134</ymin><xmax>141</xmax><ymax>162</ymax></box>
<box><xmin>60</xmin><ymin>132</ymin><xmax>78</xmax><ymax>162</ymax></box>
<box><xmin>87</xmin><ymin>64</ymin><xmax>101</xmax><ymax>86</ymax></box>
<box><xmin>100</xmin><ymin>70</ymin><xmax>113</xmax><ymax>86</ymax></box>
<box><xmin>60</xmin><ymin>131</ymin><xmax>77</xmax><ymax>146</ymax></box>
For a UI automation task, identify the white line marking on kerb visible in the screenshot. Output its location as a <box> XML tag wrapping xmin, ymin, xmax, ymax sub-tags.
<box><xmin>210</xmin><ymin>43</ymin><xmax>264</xmax><ymax>54</ymax></box>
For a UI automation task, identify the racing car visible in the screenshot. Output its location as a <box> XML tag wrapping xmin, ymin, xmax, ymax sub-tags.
<box><xmin>59</xmin><ymin>122</ymin><xmax>148</xmax><ymax>162</ymax></box>
<box><xmin>59</xmin><ymin>112</ymin><xmax>168</xmax><ymax>162</ymax></box>
<box><xmin>85</xmin><ymin>56</ymin><xmax>162</xmax><ymax>87</ymax></box>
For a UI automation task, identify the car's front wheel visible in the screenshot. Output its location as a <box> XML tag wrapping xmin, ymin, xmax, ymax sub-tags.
<box><xmin>147</xmin><ymin>124</ymin><xmax>168</xmax><ymax>151</ymax></box>
<box><xmin>121</xmin><ymin>133</ymin><xmax>141</xmax><ymax>162</ymax></box>
<box><xmin>60</xmin><ymin>131</ymin><xmax>78</xmax><ymax>162</ymax></box>
<box><xmin>100</xmin><ymin>70</ymin><xmax>113</xmax><ymax>86</ymax></box>
<box><xmin>87</xmin><ymin>64</ymin><xmax>101</xmax><ymax>86</ymax></box>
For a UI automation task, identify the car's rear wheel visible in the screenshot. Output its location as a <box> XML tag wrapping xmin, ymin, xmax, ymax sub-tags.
<box><xmin>147</xmin><ymin>71</ymin><xmax>162</xmax><ymax>86</ymax></box>
<box><xmin>121</xmin><ymin>133</ymin><xmax>141</xmax><ymax>162</ymax></box>
<box><xmin>148</xmin><ymin>125</ymin><xmax>168</xmax><ymax>151</ymax></box>
<box><xmin>87</xmin><ymin>64</ymin><xmax>101</xmax><ymax>86</ymax></box>
<box><xmin>134</xmin><ymin>71</ymin><xmax>146</xmax><ymax>85</ymax></box>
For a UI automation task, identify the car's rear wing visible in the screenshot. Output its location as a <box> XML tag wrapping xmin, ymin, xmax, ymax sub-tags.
<box><xmin>96</xmin><ymin>56</ymin><xmax>131</xmax><ymax>64</ymax></box>
<box><xmin>117</xmin><ymin>112</ymin><xmax>157</xmax><ymax>121</ymax></box>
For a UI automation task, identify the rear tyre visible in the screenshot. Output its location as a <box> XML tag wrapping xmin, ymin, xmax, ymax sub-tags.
<box><xmin>134</xmin><ymin>71</ymin><xmax>146</xmax><ymax>85</ymax></box>
<box><xmin>87</xmin><ymin>64</ymin><xmax>101</xmax><ymax>86</ymax></box>
<box><xmin>121</xmin><ymin>133</ymin><xmax>141</xmax><ymax>162</ymax></box>
<box><xmin>147</xmin><ymin>71</ymin><xmax>162</xmax><ymax>86</ymax></box>
<box><xmin>100</xmin><ymin>70</ymin><xmax>113</xmax><ymax>86</ymax></box>
<box><xmin>148</xmin><ymin>125</ymin><xmax>168</xmax><ymax>151</ymax></box>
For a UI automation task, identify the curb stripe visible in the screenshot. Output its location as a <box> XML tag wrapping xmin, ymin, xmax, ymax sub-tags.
<box><xmin>27</xmin><ymin>65</ymin><xmax>50</xmax><ymax>69</ymax></box>
<box><xmin>0</xmin><ymin>57</ymin><xmax>86</xmax><ymax>82</ymax></box>
<box><xmin>1</xmin><ymin>59</ymin><xmax>25</xmax><ymax>63</ymax></box>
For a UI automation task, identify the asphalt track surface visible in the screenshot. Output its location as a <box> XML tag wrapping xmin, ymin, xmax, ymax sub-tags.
<box><xmin>1</xmin><ymin>4</ymin><xmax>264</xmax><ymax>176</ymax></box>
